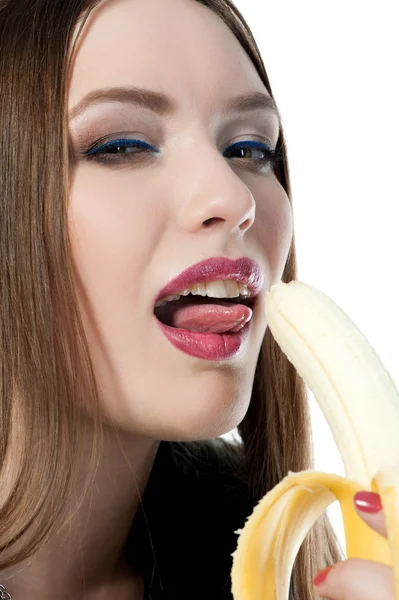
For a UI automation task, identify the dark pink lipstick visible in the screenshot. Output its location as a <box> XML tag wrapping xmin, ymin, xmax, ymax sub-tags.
<box><xmin>156</xmin><ymin>319</ymin><xmax>252</xmax><ymax>360</ymax></box>
<box><xmin>155</xmin><ymin>257</ymin><xmax>263</xmax><ymax>304</ymax></box>
<box><xmin>154</xmin><ymin>257</ymin><xmax>263</xmax><ymax>361</ymax></box>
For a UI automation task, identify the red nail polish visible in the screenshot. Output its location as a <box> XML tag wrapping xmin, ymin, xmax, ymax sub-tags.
<box><xmin>354</xmin><ymin>491</ymin><xmax>382</xmax><ymax>513</ymax></box>
<box><xmin>313</xmin><ymin>566</ymin><xmax>333</xmax><ymax>586</ymax></box>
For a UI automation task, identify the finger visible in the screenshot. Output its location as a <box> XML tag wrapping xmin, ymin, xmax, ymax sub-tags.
<box><xmin>354</xmin><ymin>491</ymin><xmax>387</xmax><ymax>538</ymax></box>
<box><xmin>313</xmin><ymin>558</ymin><xmax>394</xmax><ymax>600</ymax></box>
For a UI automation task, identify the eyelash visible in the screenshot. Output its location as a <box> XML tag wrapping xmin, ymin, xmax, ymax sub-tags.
<box><xmin>81</xmin><ymin>138</ymin><xmax>283</xmax><ymax>172</ymax></box>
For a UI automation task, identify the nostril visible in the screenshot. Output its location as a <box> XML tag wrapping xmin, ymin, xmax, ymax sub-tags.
<box><xmin>239</xmin><ymin>217</ymin><xmax>252</xmax><ymax>231</ymax></box>
<box><xmin>203</xmin><ymin>217</ymin><xmax>224</xmax><ymax>227</ymax></box>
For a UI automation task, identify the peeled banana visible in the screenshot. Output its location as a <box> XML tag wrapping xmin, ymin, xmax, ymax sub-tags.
<box><xmin>231</xmin><ymin>280</ymin><xmax>399</xmax><ymax>599</ymax></box>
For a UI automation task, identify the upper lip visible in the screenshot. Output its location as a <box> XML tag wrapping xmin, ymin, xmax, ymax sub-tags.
<box><xmin>155</xmin><ymin>256</ymin><xmax>264</xmax><ymax>304</ymax></box>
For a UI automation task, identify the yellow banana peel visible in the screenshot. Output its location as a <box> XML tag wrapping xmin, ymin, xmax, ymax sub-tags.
<box><xmin>231</xmin><ymin>280</ymin><xmax>399</xmax><ymax>599</ymax></box>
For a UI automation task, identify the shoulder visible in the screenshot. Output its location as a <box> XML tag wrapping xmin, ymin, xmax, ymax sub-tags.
<box><xmin>131</xmin><ymin>438</ymin><xmax>253</xmax><ymax>599</ymax></box>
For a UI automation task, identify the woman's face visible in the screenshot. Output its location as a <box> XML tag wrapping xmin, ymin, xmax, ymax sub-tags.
<box><xmin>67</xmin><ymin>0</ymin><xmax>293</xmax><ymax>441</ymax></box>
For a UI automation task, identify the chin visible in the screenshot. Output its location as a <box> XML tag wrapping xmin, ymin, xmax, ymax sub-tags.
<box><xmin>148</xmin><ymin>379</ymin><xmax>252</xmax><ymax>442</ymax></box>
<box><xmin>97</xmin><ymin>357</ymin><xmax>256</xmax><ymax>441</ymax></box>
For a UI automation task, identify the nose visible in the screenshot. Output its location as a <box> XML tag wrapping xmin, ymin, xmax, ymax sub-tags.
<box><xmin>176</xmin><ymin>140</ymin><xmax>256</xmax><ymax>237</ymax></box>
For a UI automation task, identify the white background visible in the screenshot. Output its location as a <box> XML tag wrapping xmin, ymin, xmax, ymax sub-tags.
<box><xmin>222</xmin><ymin>1</ymin><xmax>399</xmax><ymax>554</ymax></box>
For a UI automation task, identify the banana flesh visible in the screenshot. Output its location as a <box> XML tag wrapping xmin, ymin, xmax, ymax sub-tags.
<box><xmin>231</xmin><ymin>280</ymin><xmax>399</xmax><ymax>600</ymax></box>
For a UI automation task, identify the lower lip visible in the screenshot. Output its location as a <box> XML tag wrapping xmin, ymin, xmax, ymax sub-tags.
<box><xmin>155</xmin><ymin>318</ymin><xmax>251</xmax><ymax>361</ymax></box>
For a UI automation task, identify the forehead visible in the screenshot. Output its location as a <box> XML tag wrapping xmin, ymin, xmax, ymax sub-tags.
<box><xmin>68</xmin><ymin>0</ymin><xmax>269</xmax><ymax>114</ymax></box>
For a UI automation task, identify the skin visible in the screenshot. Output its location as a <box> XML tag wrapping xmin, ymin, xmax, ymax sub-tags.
<box><xmin>313</xmin><ymin>499</ymin><xmax>395</xmax><ymax>600</ymax></box>
<box><xmin>2</xmin><ymin>0</ymin><xmax>294</xmax><ymax>597</ymax></box>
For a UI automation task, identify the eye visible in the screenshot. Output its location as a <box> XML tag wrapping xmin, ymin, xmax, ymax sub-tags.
<box><xmin>81</xmin><ymin>138</ymin><xmax>158</xmax><ymax>165</ymax></box>
<box><xmin>223</xmin><ymin>140</ymin><xmax>283</xmax><ymax>173</ymax></box>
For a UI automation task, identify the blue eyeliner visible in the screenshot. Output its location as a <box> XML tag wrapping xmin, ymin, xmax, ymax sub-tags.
<box><xmin>82</xmin><ymin>137</ymin><xmax>281</xmax><ymax>171</ymax></box>
<box><xmin>85</xmin><ymin>138</ymin><xmax>157</xmax><ymax>156</ymax></box>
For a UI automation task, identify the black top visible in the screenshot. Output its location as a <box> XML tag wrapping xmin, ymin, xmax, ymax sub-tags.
<box><xmin>128</xmin><ymin>438</ymin><xmax>254</xmax><ymax>599</ymax></box>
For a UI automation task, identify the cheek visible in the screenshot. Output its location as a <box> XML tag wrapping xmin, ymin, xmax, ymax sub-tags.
<box><xmin>66</xmin><ymin>168</ymin><xmax>167</xmax><ymax>378</ymax></box>
<box><xmin>67</xmin><ymin>168</ymin><xmax>163</xmax><ymax>296</ymax></box>
<box><xmin>254</xmin><ymin>179</ymin><xmax>293</xmax><ymax>280</ymax></box>
<box><xmin>66</xmin><ymin>169</ymin><xmax>166</xmax><ymax>422</ymax></box>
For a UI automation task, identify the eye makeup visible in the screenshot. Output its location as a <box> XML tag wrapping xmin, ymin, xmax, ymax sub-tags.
<box><xmin>69</xmin><ymin>104</ymin><xmax>281</xmax><ymax>174</ymax></box>
<box><xmin>76</xmin><ymin>133</ymin><xmax>283</xmax><ymax>176</ymax></box>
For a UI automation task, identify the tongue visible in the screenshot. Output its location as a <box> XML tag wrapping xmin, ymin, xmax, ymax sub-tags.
<box><xmin>171</xmin><ymin>301</ymin><xmax>252</xmax><ymax>333</ymax></box>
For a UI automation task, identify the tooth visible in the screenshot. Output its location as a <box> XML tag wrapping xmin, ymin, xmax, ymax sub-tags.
<box><xmin>164</xmin><ymin>294</ymin><xmax>180</xmax><ymax>302</ymax></box>
<box><xmin>224</xmin><ymin>280</ymin><xmax>240</xmax><ymax>298</ymax></box>
<box><xmin>205</xmin><ymin>281</ymin><xmax>227</xmax><ymax>298</ymax></box>
<box><xmin>154</xmin><ymin>300</ymin><xmax>168</xmax><ymax>308</ymax></box>
<box><xmin>231</xmin><ymin>280</ymin><xmax>399</xmax><ymax>600</ymax></box>
<box><xmin>238</xmin><ymin>283</ymin><xmax>251</xmax><ymax>297</ymax></box>
<box><xmin>181</xmin><ymin>288</ymin><xmax>191</xmax><ymax>296</ymax></box>
<box><xmin>198</xmin><ymin>282</ymin><xmax>207</xmax><ymax>296</ymax></box>
<box><xmin>189</xmin><ymin>282</ymin><xmax>207</xmax><ymax>296</ymax></box>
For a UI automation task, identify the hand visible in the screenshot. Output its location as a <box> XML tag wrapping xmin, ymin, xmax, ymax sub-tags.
<box><xmin>312</xmin><ymin>491</ymin><xmax>395</xmax><ymax>599</ymax></box>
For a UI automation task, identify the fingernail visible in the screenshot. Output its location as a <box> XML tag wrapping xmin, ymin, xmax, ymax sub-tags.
<box><xmin>354</xmin><ymin>490</ymin><xmax>382</xmax><ymax>513</ymax></box>
<box><xmin>313</xmin><ymin>566</ymin><xmax>333</xmax><ymax>586</ymax></box>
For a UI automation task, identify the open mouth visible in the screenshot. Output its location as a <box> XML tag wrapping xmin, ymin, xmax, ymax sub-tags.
<box><xmin>153</xmin><ymin>294</ymin><xmax>256</xmax><ymax>334</ymax></box>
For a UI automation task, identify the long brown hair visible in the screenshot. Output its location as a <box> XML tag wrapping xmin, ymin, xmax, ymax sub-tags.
<box><xmin>0</xmin><ymin>0</ymin><xmax>343</xmax><ymax>596</ymax></box>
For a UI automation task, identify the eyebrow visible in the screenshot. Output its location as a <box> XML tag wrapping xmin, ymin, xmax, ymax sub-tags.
<box><xmin>68</xmin><ymin>86</ymin><xmax>281</xmax><ymax>123</ymax></box>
